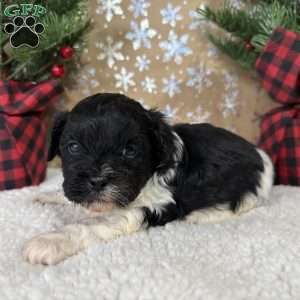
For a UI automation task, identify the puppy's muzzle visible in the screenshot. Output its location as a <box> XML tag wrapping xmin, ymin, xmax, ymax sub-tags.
<box><xmin>88</xmin><ymin>176</ymin><xmax>108</xmax><ymax>191</ymax></box>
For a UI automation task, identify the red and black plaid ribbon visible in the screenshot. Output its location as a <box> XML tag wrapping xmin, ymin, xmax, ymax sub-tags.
<box><xmin>0</xmin><ymin>80</ymin><xmax>63</xmax><ymax>190</ymax></box>
<box><xmin>258</xmin><ymin>106</ymin><xmax>300</xmax><ymax>185</ymax></box>
<box><xmin>256</xmin><ymin>27</ymin><xmax>300</xmax><ymax>105</ymax></box>
<box><xmin>256</xmin><ymin>28</ymin><xmax>300</xmax><ymax>186</ymax></box>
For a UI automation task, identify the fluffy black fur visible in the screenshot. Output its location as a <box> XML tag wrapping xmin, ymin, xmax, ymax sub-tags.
<box><xmin>49</xmin><ymin>93</ymin><xmax>269</xmax><ymax>227</ymax></box>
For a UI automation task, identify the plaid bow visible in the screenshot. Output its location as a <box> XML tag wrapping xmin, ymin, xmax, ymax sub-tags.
<box><xmin>256</xmin><ymin>27</ymin><xmax>300</xmax><ymax>186</ymax></box>
<box><xmin>0</xmin><ymin>80</ymin><xmax>63</xmax><ymax>190</ymax></box>
<box><xmin>256</xmin><ymin>27</ymin><xmax>300</xmax><ymax>105</ymax></box>
<box><xmin>258</xmin><ymin>106</ymin><xmax>300</xmax><ymax>186</ymax></box>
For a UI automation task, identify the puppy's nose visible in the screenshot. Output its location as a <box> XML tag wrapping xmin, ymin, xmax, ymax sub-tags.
<box><xmin>88</xmin><ymin>177</ymin><xmax>108</xmax><ymax>190</ymax></box>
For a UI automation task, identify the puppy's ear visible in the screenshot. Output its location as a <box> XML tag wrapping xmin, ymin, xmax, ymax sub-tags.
<box><xmin>147</xmin><ymin>109</ymin><xmax>178</xmax><ymax>173</ymax></box>
<box><xmin>48</xmin><ymin>111</ymin><xmax>68</xmax><ymax>161</ymax></box>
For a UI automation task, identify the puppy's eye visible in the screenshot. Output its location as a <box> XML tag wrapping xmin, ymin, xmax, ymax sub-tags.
<box><xmin>67</xmin><ymin>142</ymin><xmax>81</xmax><ymax>155</ymax></box>
<box><xmin>122</xmin><ymin>145</ymin><xmax>137</xmax><ymax>158</ymax></box>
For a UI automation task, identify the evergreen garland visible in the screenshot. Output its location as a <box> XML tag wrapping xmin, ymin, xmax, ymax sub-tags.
<box><xmin>1</xmin><ymin>0</ymin><xmax>91</xmax><ymax>82</ymax></box>
<box><xmin>198</xmin><ymin>0</ymin><xmax>300</xmax><ymax>69</ymax></box>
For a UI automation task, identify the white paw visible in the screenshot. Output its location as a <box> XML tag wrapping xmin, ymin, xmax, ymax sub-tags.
<box><xmin>23</xmin><ymin>231</ymin><xmax>76</xmax><ymax>265</ymax></box>
<box><xmin>33</xmin><ymin>191</ymin><xmax>68</xmax><ymax>206</ymax></box>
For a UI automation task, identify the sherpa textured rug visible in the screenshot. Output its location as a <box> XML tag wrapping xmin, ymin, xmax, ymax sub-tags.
<box><xmin>0</xmin><ymin>169</ymin><xmax>300</xmax><ymax>300</ymax></box>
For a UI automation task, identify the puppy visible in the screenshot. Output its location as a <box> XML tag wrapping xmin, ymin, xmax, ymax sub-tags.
<box><xmin>23</xmin><ymin>93</ymin><xmax>274</xmax><ymax>265</ymax></box>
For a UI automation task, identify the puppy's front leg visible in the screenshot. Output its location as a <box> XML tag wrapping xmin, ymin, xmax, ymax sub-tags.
<box><xmin>33</xmin><ymin>191</ymin><xmax>69</xmax><ymax>206</ymax></box>
<box><xmin>23</xmin><ymin>208</ymin><xmax>146</xmax><ymax>265</ymax></box>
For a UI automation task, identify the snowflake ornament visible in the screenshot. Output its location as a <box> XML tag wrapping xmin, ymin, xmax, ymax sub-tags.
<box><xmin>141</xmin><ymin>76</ymin><xmax>157</xmax><ymax>93</ymax></box>
<box><xmin>77</xmin><ymin>67</ymin><xmax>100</xmax><ymax>96</ymax></box>
<box><xmin>162</xmin><ymin>74</ymin><xmax>182</xmax><ymax>98</ymax></box>
<box><xmin>96</xmin><ymin>36</ymin><xmax>124</xmax><ymax>68</ymax></box>
<box><xmin>220</xmin><ymin>70</ymin><xmax>239</xmax><ymax>118</ymax></box>
<box><xmin>223</xmin><ymin>70</ymin><xmax>238</xmax><ymax>91</ymax></box>
<box><xmin>228</xmin><ymin>0</ymin><xmax>244</xmax><ymax>9</ymax></box>
<box><xmin>135</xmin><ymin>55</ymin><xmax>151</xmax><ymax>72</ymax></box>
<box><xmin>87</xmin><ymin>67</ymin><xmax>96</xmax><ymax>77</ymax></box>
<box><xmin>162</xmin><ymin>104</ymin><xmax>178</xmax><ymax>120</ymax></box>
<box><xmin>189</xmin><ymin>4</ymin><xmax>211</xmax><ymax>32</ymax></box>
<box><xmin>159</xmin><ymin>30</ymin><xmax>192</xmax><ymax>64</ymax></box>
<box><xmin>186</xmin><ymin>106</ymin><xmax>211</xmax><ymax>123</ymax></box>
<box><xmin>207</xmin><ymin>43</ymin><xmax>219</xmax><ymax>58</ymax></box>
<box><xmin>128</xmin><ymin>0</ymin><xmax>150</xmax><ymax>18</ymax></box>
<box><xmin>114</xmin><ymin>67</ymin><xmax>135</xmax><ymax>92</ymax></box>
<box><xmin>189</xmin><ymin>10</ymin><xmax>202</xmax><ymax>30</ymax></box>
<box><xmin>137</xmin><ymin>98</ymin><xmax>150</xmax><ymax>110</ymax></box>
<box><xmin>126</xmin><ymin>19</ymin><xmax>157</xmax><ymax>50</ymax></box>
<box><xmin>225</xmin><ymin>126</ymin><xmax>237</xmax><ymax>134</ymax></box>
<box><xmin>90</xmin><ymin>80</ymin><xmax>100</xmax><ymax>88</ymax></box>
<box><xmin>221</xmin><ymin>91</ymin><xmax>239</xmax><ymax>118</ymax></box>
<box><xmin>186</xmin><ymin>63</ymin><xmax>213</xmax><ymax>93</ymax></box>
<box><xmin>96</xmin><ymin>0</ymin><xmax>123</xmax><ymax>22</ymax></box>
<box><xmin>160</xmin><ymin>3</ymin><xmax>182</xmax><ymax>28</ymax></box>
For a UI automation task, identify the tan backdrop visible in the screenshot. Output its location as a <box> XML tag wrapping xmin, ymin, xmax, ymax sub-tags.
<box><xmin>63</xmin><ymin>0</ymin><xmax>276</xmax><ymax>143</ymax></box>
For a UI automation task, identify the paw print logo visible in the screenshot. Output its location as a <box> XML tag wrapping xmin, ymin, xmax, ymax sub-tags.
<box><xmin>4</xmin><ymin>16</ymin><xmax>44</xmax><ymax>48</ymax></box>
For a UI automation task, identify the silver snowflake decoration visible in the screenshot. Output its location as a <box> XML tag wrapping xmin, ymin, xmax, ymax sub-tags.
<box><xmin>128</xmin><ymin>0</ymin><xmax>150</xmax><ymax>18</ymax></box>
<box><xmin>159</xmin><ymin>30</ymin><xmax>192</xmax><ymax>64</ymax></box>
<box><xmin>126</xmin><ymin>19</ymin><xmax>157</xmax><ymax>50</ymax></box>
<box><xmin>189</xmin><ymin>10</ymin><xmax>201</xmax><ymax>30</ymax></box>
<box><xmin>221</xmin><ymin>91</ymin><xmax>239</xmax><ymax>118</ymax></box>
<box><xmin>160</xmin><ymin>3</ymin><xmax>182</xmax><ymax>28</ymax></box>
<box><xmin>207</xmin><ymin>43</ymin><xmax>219</xmax><ymax>58</ymax></box>
<box><xmin>87</xmin><ymin>67</ymin><xmax>96</xmax><ymax>77</ymax></box>
<box><xmin>137</xmin><ymin>98</ymin><xmax>150</xmax><ymax>109</ymax></box>
<box><xmin>162</xmin><ymin>104</ymin><xmax>178</xmax><ymax>120</ymax></box>
<box><xmin>228</xmin><ymin>0</ymin><xmax>244</xmax><ymax>9</ymax></box>
<box><xmin>186</xmin><ymin>63</ymin><xmax>213</xmax><ymax>93</ymax></box>
<box><xmin>96</xmin><ymin>36</ymin><xmax>124</xmax><ymax>68</ymax></box>
<box><xmin>141</xmin><ymin>76</ymin><xmax>157</xmax><ymax>93</ymax></box>
<box><xmin>96</xmin><ymin>0</ymin><xmax>123</xmax><ymax>22</ymax></box>
<box><xmin>225</xmin><ymin>126</ymin><xmax>237</xmax><ymax>134</ymax></box>
<box><xmin>114</xmin><ymin>67</ymin><xmax>135</xmax><ymax>92</ymax></box>
<box><xmin>220</xmin><ymin>70</ymin><xmax>239</xmax><ymax>118</ymax></box>
<box><xmin>162</xmin><ymin>74</ymin><xmax>182</xmax><ymax>98</ymax></box>
<box><xmin>135</xmin><ymin>55</ymin><xmax>151</xmax><ymax>72</ymax></box>
<box><xmin>223</xmin><ymin>70</ymin><xmax>238</xmax><ymax>91</ymax></box>
<box><xmin>186</xmin><ymin>106</ymin><xmax>211</xmax><ymax>123</ymax></box>
<box><xmin>77</xmin><ymin>67</ymin><xmax>100</xmax><ymax>96</ymax></box>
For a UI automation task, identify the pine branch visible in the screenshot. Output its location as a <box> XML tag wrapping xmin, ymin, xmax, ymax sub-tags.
<box><xmin>197</xmin><ymin>5</ymin><xmax>259</xmax><ymax>41</ymax></box>
<box><xmin>208</xmin><ymin>34</ymin><xmax>258</xmax><ymax>69</ymax></box>
<box><xmin>0</xmin><ymin>57</ymin><xmax>14</xmax><ymax>67</ymax></box>
<box><xmin>2</xmin><ymin>0</ymin><xmax>85</xmax><ymax>14</ymax></box>
<box><xmin>258</xmin><ymin>0</ymin><xmax>298</xmax><ymax>5</ymax></box>
<box><xmin>198</xmin><ymin>0</ymin><xmax>300</xmax><ymax>71</ymax></box>
<box><xmin>35</xmin><ymin>0</ymin><xmax>84</xmax><ymax>15</ymax></box>
<box><xmin>7</xmin><ymin>61</ymin><xmax>27</xmax><ymax>80</ymax></box>
<box><xmin>37</xmin><ymin>12</ymin><xmax>91</xmax><ymax>53</ymax></box>
<box><xmin>2</xmin><ymin>0</ymin><xmax>91</xmax><ymax>81</ymax></box>
<box><xmin>257</xmin><ymin>1</ymin><xmax>298</xmax><ymax>33</ymax></box>
<box><xmin>251</xmin><ymin>1</ymin><xmax>299</xmax><ymax>50</ymax></box>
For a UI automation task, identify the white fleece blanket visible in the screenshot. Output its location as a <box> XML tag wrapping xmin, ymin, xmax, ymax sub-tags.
<box><xmin>0</xmin><ymin>169</ymin><xmax>300</xmax><ymax>300</ymax></box>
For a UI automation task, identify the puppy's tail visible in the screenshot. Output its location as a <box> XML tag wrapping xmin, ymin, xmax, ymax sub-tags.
<box><xmin>237</xmin><ymin>148</ymin><xmax>274</xmax><ymax>215</ymax></box>
<box><xmin>256</xmin><ymin>148</ymin><xmax>274</xmax><ymax>203</ymax></box>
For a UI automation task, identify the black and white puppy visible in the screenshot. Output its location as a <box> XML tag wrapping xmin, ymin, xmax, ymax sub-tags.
<box><xmin>23</xmin><ymin>93</ymin><xmax>274</xmax><ymax>265</ymax></box>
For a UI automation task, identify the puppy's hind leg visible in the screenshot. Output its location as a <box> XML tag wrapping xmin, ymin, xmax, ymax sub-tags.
<box><xmin>235</xmin><ymin>149</ymin><xmax>274</xmax><ymax>215</ymax></box>
<box><xmin>184</xmin><ymin>193</ymin><xmax>260</xmax><ymax>224</ymax></box>
<box><xmin>185</xmin><ymin>150</ymin><xmax>274</xmax><ymax>225</ymax></box>
<box><xmin>184</xmin><ymin>205</ymin><xmax>236</xmax><ymax>224</ymax></box>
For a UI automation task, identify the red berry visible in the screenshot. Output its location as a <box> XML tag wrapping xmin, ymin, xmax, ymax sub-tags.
<box><xmin>51</xmin><ymin>64</ymin><xmax>65</xmax><ymax>78</ymax></box>
<box><xmin>59</xmin><ymin>46</ymin><xmax>74</xmax><ymax>59</ymax></box>
<box><xmin>245</xmin><ymin>42</ymin><xmax>254</xmax><ymax>50</ymax></box>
